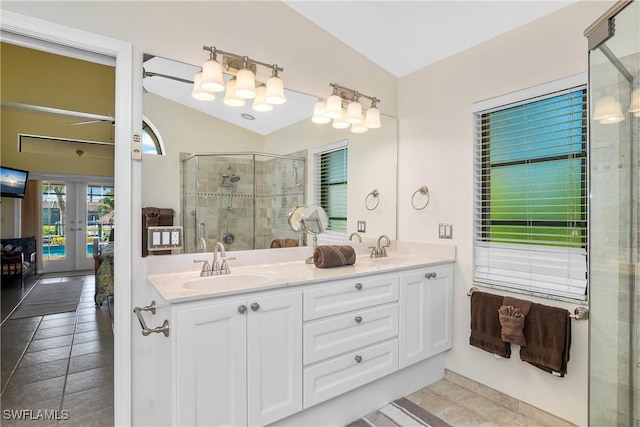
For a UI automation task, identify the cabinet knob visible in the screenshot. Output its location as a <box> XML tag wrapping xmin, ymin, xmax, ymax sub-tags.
<box><xmin>355</xmin><ymin>355</ymin><xmax>362</xmax><ymax>363</ymax></box>
<box><xmin>355</xmin><ymin>283</ymin><xmax>363</xmax><ymax>290</ymax></box>
<box><xmin>238</xmin><ymin>305</ymin><xmax>247</xmax><ymax>314</ymax></box>
<box><xmin>355</xmin><ymin>316</ymin><xmax>362</xmax><ymax>323</ymax></box>
<box><xmin>425</xmin><ymin>272</ymin><xmax>437</xmax><ymax>279</ymax></box>
<box><xmin>250</xmin><ymin>302</ymin><xmax>260</xmax><ymax>311</ymax></box>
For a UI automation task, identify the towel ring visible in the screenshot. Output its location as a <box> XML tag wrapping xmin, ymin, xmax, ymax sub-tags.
<box><xmin>411</xmin><ymin>186</ymin><xmax>430</xmax><ymax>210</ymax></box>
<box><xmin>365</xmin><ymin>189</ymin><xmax>380</xmax><ymax>211</ymax></box>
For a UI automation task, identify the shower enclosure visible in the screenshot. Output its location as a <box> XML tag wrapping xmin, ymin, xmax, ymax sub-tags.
<box><xmin>181</xmin><ymin>152</ymin><xmax>306</xmax><ymax>252</ymax></box>
<box><xmin>586</xmin><ymin>1</ymin><xmax>638</xmax><ymax>425</ymax></box>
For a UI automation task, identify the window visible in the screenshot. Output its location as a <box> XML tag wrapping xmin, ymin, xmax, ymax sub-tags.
<box><xmin>473</xmin><ymin>79</ymin><xmax>588</xmax><ymax>301</ymax></box>
<box><xmin>314</xmin><ymin>141</ymin><xmax>348</xmax><ymax>240</ymax></box>
<box><xmin>142</xmin><ymin>118</ymin><xmax>165</xmax><ymax>155</ymax></box>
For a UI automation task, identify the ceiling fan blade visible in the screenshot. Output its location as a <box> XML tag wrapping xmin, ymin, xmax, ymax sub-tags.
<box><xmin>2</xmin><ymin>101</ymin><xmax>114</xmax><ymax>123</ymax></box>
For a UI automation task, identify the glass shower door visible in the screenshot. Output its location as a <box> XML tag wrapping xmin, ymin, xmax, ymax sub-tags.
<box><xmin>587</xmin><ymin>1</ymin><xmax>639</xmax><ymax>425</ymax></box>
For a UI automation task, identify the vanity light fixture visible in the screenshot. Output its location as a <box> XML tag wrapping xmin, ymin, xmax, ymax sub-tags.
<box><xmin>311</xmin><ymin>83</ymin><xmax>381</xmax><ymax>133</ymax></box>
<box><xmin>630</xmin><ymin>87</ymin><xmax>640</xmax><ymax>117</ymax></box>
<box><xmin>593</xmin><ymin>96</ymin><xmax>625</xmax><ymax>124</ymax></box>
<box><xmin>194</xmin><ymin>45</ymin><xmax>286</xmax><ymax>109</ymax></box>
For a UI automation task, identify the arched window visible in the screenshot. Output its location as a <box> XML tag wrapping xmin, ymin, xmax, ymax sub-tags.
<box><xmin>142</xmin><ymin>117</ymin><xmax>165</xmax><ymax>155</ymax></box>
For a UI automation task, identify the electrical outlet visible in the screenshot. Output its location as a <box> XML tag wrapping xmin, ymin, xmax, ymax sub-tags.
<box><xmin>357</xmin><ymin>220</ymin><xmax>366</xmax><ymax>233</ymax></box>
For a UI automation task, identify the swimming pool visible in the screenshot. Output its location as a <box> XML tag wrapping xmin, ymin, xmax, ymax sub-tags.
<box><xmin>43</xmin><ymin>244</ymin><xmax>95</xmax><ymax>257</ymax></box>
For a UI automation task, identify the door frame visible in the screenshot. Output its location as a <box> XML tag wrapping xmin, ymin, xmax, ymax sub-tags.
<box><xmin>1</xmin><ymin>11</ymin><xmax>133</xmax><ymax>425</ymax></box>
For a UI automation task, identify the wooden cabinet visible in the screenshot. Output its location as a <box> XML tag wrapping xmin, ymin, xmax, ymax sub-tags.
<box><xmin>164</xmin><ymin>291</ymin><xmax>302</xmax><ymax>426</ymax></box>
<box><xmin>399</xmin><ymin>264</ymin><xmax>454</xmax><ymax>369</ymax></box>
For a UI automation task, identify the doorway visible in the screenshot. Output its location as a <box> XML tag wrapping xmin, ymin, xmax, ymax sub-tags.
<box><xmin>41</xmin><ymin>180</ymin><xmax>114</xmax><ymax>274</ymax></box>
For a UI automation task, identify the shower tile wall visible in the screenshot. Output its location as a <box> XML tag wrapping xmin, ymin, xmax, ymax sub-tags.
<box><xmin>182</xmin><ymin>152</ymin><xmax>306</xmax><ymax>253</ymax></box>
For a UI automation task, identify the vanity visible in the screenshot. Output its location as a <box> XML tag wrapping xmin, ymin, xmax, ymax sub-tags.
<box><xmin>145</xmin><ymin>241</ymin><xmax>455</xmax><ymax>426</ymax></box>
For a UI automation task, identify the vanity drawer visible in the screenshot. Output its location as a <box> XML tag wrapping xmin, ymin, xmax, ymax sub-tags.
<box><xmin>303</xmin><ymin>303</ymin><xmax>398</xmax><ymax>364</ymax></box>
<box><xmin>303</xmin><ymin>339</ymin><xmax>398</xmax><ymax>408</ymax></box>
<box><xmin>303</xmin><ymin>274</ymin><xmax>399</xmax><ymax>321</ymax></box>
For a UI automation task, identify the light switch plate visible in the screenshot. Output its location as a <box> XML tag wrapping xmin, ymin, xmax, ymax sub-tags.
<box><xmin>439</xmin><ymin>223</ymin><xmax>453</xmax><ymax>239</ymax></box>
<box><xmin>357</xmin><ymin>220</ymin><xmax>366</xmax><ymax>233</ymax></box>
<box><xmin>148</xmin><ymin>226</ymin><xmax>183</xmax><ymax>251</ymax></box>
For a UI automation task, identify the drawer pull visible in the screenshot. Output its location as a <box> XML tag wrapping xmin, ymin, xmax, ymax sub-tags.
<box><xmin>238</xmin><ymin>305</ymin><xmax>247</xmax><ymax>314</ymax></box>
<box><xmin>425</xmin><ymin>272</ymin><xmax>437</xmax><ymax>279</ymax></box>
<box><xmin>251</xmin><ymin>302</ymin><xmax>260</xmax><ymax>311</ymax></box>
<box><xmin>355</xmin><ymin>283</ymin><xmax>363</xmax><ymax>290</ymax></box>
<box><xmin>355</xmin><ymin>355</ymin><xmax>363</xmax><ymax>363</ymax></box>
<box><xmin>355</xmin><ymin>316</ymin><xmax>363</xmax><ymax>323</ymax></box>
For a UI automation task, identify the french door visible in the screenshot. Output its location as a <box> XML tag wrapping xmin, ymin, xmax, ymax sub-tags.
<box><xmin>41</xmin><ymin>180</ymin><xmax>114</xmax><ymax>273</ymax></box>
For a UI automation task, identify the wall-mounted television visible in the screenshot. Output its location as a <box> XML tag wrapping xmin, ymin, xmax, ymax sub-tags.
<box><xmin>1</xmin><ymin>166</ymin><xmax>29</xmax><ymax>198</ymax></box>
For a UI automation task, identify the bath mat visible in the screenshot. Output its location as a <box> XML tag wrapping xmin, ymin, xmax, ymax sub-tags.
<box><xmin>10</xmin><ymin>280</ymin><xmax>84</xmax><ymax>319</ymax></box>
<box><xmin>346</xmin><ymin>398</ymin><xmax>451</xmax><ymax>427</ymax></box>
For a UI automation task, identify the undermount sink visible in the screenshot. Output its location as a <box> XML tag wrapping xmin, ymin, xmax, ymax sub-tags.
<box><xmin>367</xmin><ymin>254</ymin><xmax>418</xmax><ymax>266</ymax></box>
<box><xmin>183</xmin><ymin>273</ymin><xmax>274</xmax><ymax>290</ymax></box>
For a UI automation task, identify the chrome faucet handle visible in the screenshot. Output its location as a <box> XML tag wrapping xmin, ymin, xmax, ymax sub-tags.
<box><xmin>219</xmin><ymin>256</ymin><xmax>236</xmax><ymax>275</ymax></box>
<box><xmin>368</xmin><ymin>246</ymin><xmax>379</xmax><ymax>258</ymax></box>
<box><xmin>193</xmin><ymin>259</ymin><xmax>212</xmax><ymax>277</ymax></box>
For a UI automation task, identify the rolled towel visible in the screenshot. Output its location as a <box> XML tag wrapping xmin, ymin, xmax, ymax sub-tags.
<box><xmin>270</xmin><ymin>238</ymin><xmax>299</xmax><ymax>248</ymax></box>
<box><xmin>313</xmin><ymin>245</ymin><xmax>356</xmax><ymax>268</ymax></box>
<box><xmin>498</xmin><ymin>305</ymin><xmax>527</xmax><ymax>346</ymax></box>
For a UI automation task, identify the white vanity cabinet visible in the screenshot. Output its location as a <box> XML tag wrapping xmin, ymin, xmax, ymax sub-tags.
<box><xmin>153</xmin><ymin>291</ymin><xmax>302</xmax><ymax>427</ymax></box>
<box><xmin>302</xmin><ymin>273</ymin><xmax>400</xmax><ymax>407</ymax></box>
<box><xmin>399</xmin><ymin>264</ymin><xmax>454</xmax><ymax>369</ymax></box>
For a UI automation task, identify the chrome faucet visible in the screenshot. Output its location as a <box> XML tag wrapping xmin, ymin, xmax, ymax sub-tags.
<box><xmin>369</xmin><ymin>234</ymin><xmax>391</xmax><ymax>258</ymax></box>
<box><xmin>349</xmin><ymin>232</ymin><xmax>362</xmax><ymax>243</ymax></box>
<box><xmin>197</xmin><ymin>237</ymin><xmax>207</xmax><ymax>253</ymax></box>
<box><xmin>193</xmin><ymin>241</ymin><xmax>234</xmax><ymax>276</ymax></box>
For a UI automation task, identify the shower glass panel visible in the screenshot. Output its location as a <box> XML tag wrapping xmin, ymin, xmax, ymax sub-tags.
<box><xmin>181</xmin><ymin>152</ymin><xmax>305</xmax><ymax>252</ymax></box>
<box><xmin>587</xmin><ymin>1</ymin><xmax>639</xmax><ymax>425</ymax></box>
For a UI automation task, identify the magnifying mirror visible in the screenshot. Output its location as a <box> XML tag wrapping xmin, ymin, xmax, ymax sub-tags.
<box><xmin>301</xmin><ymin>204</ymin><xmax>329</xmax><ymax>235</ymax></box>
<box><xmin>288</xmin><ymin>205</ymin><xmax>306</xmax><ymax>233</ymax></box>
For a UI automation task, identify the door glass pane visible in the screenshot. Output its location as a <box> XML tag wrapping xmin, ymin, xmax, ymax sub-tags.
<box><xmin>87</xmin><ymin>184</ymin><xmax>114</xmax><ymax>256</ymax></box>
<box><xmin>42</xmin><ymin>182</ymin><xmax>67</xmax><ymax>260</ymax></box>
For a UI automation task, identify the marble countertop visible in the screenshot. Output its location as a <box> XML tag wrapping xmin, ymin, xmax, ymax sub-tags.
<box><xmin>147</xmin><ymin>241</ymin><xmax>456</xmax><ymax>303</ymax></box>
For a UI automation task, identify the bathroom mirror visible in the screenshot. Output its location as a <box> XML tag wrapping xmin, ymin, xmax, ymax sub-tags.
<box><xmin>141</xmin><ymin>54</ymin><xmax>398</xmax><ymax>253</ymax></box>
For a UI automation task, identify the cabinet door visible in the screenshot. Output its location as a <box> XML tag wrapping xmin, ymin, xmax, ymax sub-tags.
<box><xmin>427</xmin><ymin>265</ymin><xmax>453</xmax><ymax>356</ymax></box>
<box><xmin>399</xmin><ymin>264</ymin><xmax>453</xmax><ymax>369</ymax></box>
<box><xmin>247</xmin><ymin>292</ymin><xmax>303</xmax><ymax>426</ymax></box>
<box><xmin>175</xmin><ymin>300</ymin><xmax>247</xmax><ymax>427</ymax></box>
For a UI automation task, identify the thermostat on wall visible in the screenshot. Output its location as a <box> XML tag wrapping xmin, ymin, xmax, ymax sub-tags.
<box><xmin>148</xmin><ymin>226</ymin><xmax>183</xmax><ymax>251</ymax></box>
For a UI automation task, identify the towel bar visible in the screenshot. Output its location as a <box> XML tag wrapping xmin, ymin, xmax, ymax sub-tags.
<box><xmin>466</xmin><ymin>287</ymin><xmax>589</xmax><ymax>321</ymax></box>
<box><xmin>133</xmin><ymin>301</ymin><xmax>170</xmax><ymax>337</ymax></box>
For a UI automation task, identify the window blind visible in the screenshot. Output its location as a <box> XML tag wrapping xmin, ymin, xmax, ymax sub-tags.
<box><xmin>473</xmin><ymin>86</ymin><xmax>588</xmax><ymax>301</ymax></box>
<box><xmin>314</xmin><ymin>144</ymin><xmax>348</xmax><ymax>241</ymax></box>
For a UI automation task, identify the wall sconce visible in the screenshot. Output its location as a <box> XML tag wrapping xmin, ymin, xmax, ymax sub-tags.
<box><xmin>193</xmin><ymin>45</ymin><xmax>285</xmax><ymax>111</ymax></box>
<box><xmin>311</xmin><ymin>83</ymin><xmax>381</xmax><ymax>133</ymax></box>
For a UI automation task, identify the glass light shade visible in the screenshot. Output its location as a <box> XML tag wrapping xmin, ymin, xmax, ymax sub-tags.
<box><xmin>311</xmin><ymin>101</ymin><xmax>330</xmax><ymax>124</ymax></box>
<box><xmin>351</xmin><ymin>121</ymin><xmax>368</xmax><ymax>133</ymax></box>
<box><xmin>265</xmin><ymin>75</ymin><xmax>286</xmax><ymax>105</ymax></box>
<box><xmin>235</xmin><ymin>68</ymin><xmax>257</xmax><ymax>99</ymax></box>
<box><xmin>325</xmin><ymin>94</ymin><xmax>343</xmax><ymax>119</ymax></box>
<box><xmin>252</xmin><ymin>85</ymin><xmax>273</xmax><ymax>112</ymax></box>
<box><xmin>200</xmin><ymin>59</ymin><xmax>225</xmax><ymax>92</ymax></box>
<box><xmin>346</xmin><ymin>101</ymin><xmax>362</xmax><ymax>124</ymax></box>
<box><xmin>223</xmin><ymin>78</ymin><xmax>246</xmax><ymax>107</ymax></box>
<box><xmin>364</xmin><ymin>106</ymin><xmax>382</xmax><ymax>128</ymax></box>
<box><xmin>629</xmin><ymin>88</ymin><xmax>640</xmax><ymax>115</ymax></box>
<box><xmin>191</xmin><ymin>72</ymin><xmax>216</xmax><ymax>101</ymax></box>
<box><xmin>593</xmin><ymin>96</ymin><xmax>624</xmax><ymax>124</ymax></box>
<box><xmin>332</xmin><ymin>109</ymin><xmax>350</xmax><ymax>129</ymax></box>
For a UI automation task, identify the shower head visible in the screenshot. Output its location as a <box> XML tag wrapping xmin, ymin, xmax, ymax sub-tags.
<box><xmin>229</xmin><ymin>174</ymin><xmax>240</xmax><ymax>183</ymax></box>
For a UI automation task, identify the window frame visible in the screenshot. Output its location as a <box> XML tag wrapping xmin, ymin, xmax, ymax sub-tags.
<box><xmin>312</xmin><ymin>140</ymin><xmax>348</xmax><ymax>243</ymax></box>
<box><xmin>472</xmin><ymin>74</ymin><xmax>589</xmax><ymax>302</ymax></box>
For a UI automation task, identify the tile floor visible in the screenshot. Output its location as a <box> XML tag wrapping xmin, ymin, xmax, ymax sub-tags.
<box><xmin>402</xmin><ymin>372</ymin><xmax>575</xmax><ymax>427</ymax></box>
<box><xmin>1</xmin><ymin>273</ymin><xmax>114</xmax><ymax>426</ymax></box>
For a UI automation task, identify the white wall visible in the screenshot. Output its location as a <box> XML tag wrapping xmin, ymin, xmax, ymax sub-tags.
<box><xmin>397</xmin><ymin>2</ymin><xmax>612</xmax><ymax>425</ymax></box>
